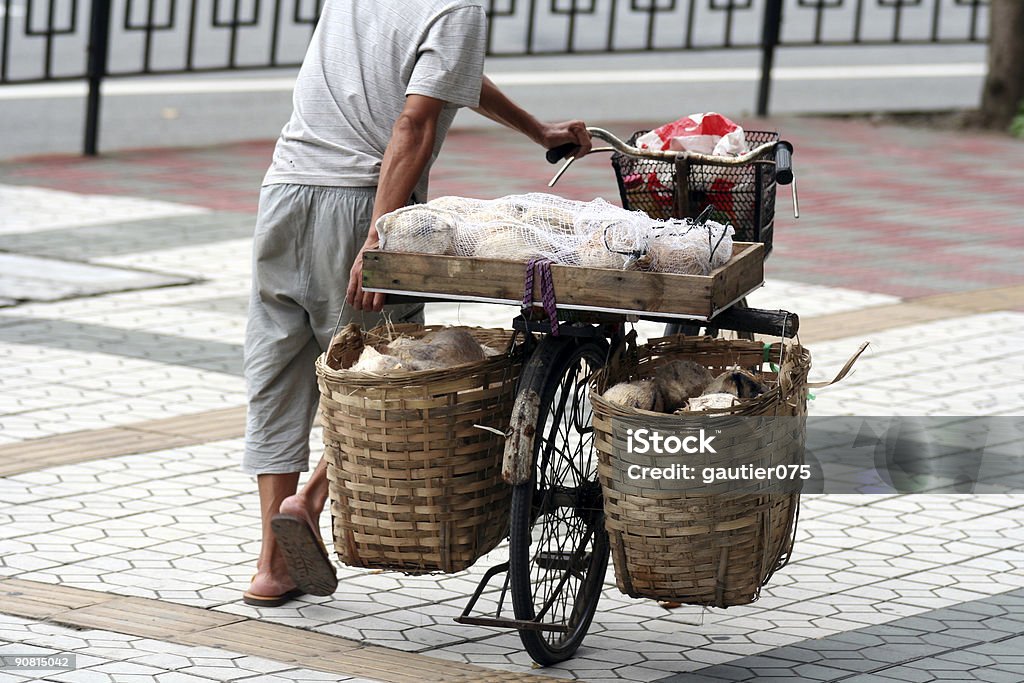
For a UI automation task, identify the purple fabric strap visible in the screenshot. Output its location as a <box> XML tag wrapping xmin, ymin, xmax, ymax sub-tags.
<box><xmin>523</xmin><ymin>258</ymin><xmax>559</xmax><ymax>337</ymax></box>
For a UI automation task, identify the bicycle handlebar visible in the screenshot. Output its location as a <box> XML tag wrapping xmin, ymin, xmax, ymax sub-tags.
<box><xmin>546</xmin><ymin>143</ymin><xmax>577</xmax><ymax>164</ymax></box>
<box><xmin>546</xmin><ymin>127</ymin><xmax>778</xmax><ymax>166</ymax></box>
<box><xmin>774</xmin><ymin>140</ymin><xmax>794</xmax><ymax>185</ymax></box>
<box><xmin>545</xmin><ymin>126</ymin><xmax>797</xmax><ymax>198</ymax></box>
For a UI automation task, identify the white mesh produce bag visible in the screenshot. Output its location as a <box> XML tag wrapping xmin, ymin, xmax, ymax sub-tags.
<box><xmin>375</xmin><ymin>193</ymin><xmax>734</xmax><ymax>275</ymax></box>
<box><xmin>376</xmin><ymin>205</ymin><xmax>458</xmax><ymax>255</ymax></box>
<box><xmin>643</xmin><ymin>219</ymin><xmax>734</xmax><ymax>276</ymax></box>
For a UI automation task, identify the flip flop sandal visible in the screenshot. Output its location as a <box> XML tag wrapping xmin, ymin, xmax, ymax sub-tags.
<box><xmin>270</xmin><ymin>513</ymin><xmax>339</xmax><ymax>596</ymax></box>
<box><xmin>242</xmin><ymin>586</ymin><xmax>306</xmax><ymax>608</ymax></box>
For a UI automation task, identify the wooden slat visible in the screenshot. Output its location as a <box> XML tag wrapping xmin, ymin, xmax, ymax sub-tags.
<box><xmin>0</xmin><ymin>428</ymin><xmax>145</xmax><ymax>455</ymax></box>
<box><xmin>0</xmin><ymin>579</ymin><xmax>562</xmax><ymax>683</ymax></box>
<box><xmin>913</xmin><ymin>284</ymin><xmax>1024</xmax><ymax>312</ymax></box>
<box><xmin>188</xmin><ymin>624</ymin><xmax>561</xmax><ymax>682</ymax></box>
<box><xmin>0</xmin><ymin>578</ymin><xmax>116</xmax><ymax>619</ymax></box>
<box><xmin>131</xmin><ymin>406</ymin><xmax>246</xmax><ymax>441</ymax></box>
<box><xmin>799</xmin><ymin>303</ymin><xmax>947</xmax><ymax>343</ymax></box>
<box><xmin>798</xmin><ymin>284</ymin><xmax>1024</xmax><ymax>343</ymax></box>
<box><xmin>65</xmin><ymin>598</ymin><xmax>244</xmax><ymax>639</ymax></box>
<box><xmin>309</xmin><ymin>652</ymin><xmax>438</xmax><ymax>683</ymax></box>
<box><xmin>799</xmin><ymin>284</ymin><xmax>1023</xmax><ymax>343</ymax></box>
<box><xmin>179</xmin><ymin>620</ymin><xmax>360</xmax><ymax>661</ymax></box>
<box><xmin>327</xmin><ymin>644</ymin><xmax>491</xmax><ymax>674</ymax></box>
<box><xmin>0</xmin><ymin>431</ymin><xmax>190</xmax><ymax>476</ymax></box>
<box><xmin>0</xmin><ymin>409</ymin><xmax>245</xmax><ymax>477</ymax></box>
<box><xmin>362</xmin><ymin>246</ymin><xmax>764</xmax><ymax>318</ymax></box>
<box><xmin>309</xmin><ymin>647</ymin><xmax>550</xmax><ymax>683</ymax></box>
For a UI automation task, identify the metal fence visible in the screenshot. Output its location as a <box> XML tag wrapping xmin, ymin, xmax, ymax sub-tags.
<box><xmin>1</xmin><ymin>0</ymin><xmax>990</xmax><ymax>153</ymax></box>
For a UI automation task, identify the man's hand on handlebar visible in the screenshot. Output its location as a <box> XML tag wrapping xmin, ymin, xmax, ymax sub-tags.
<box><xmin>539</xmin><ymin>120</ymin><xmax>592</xmax><ymax>161</ymax></box>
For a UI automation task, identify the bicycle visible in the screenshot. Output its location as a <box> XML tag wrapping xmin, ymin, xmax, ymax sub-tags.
<box><xmin>361</xmin><ymin>126</ymin><xmax>800</xmax><ymax>665</ymax></box>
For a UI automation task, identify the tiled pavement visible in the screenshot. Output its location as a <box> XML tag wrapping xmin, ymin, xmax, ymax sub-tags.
<box><xmin>0</xmin><ymin>612</ymin><xmax>375</xmax><ymax>683</ymax></box>
<box><xmin>659</xmin><ymin>589</ymin><xmax>1024</xmax><ymax>683</ymax></box>
<box><xmin>1</xmin><ymin>117</ymin><xmax>1023</xmax><ymax>682</ymax></box>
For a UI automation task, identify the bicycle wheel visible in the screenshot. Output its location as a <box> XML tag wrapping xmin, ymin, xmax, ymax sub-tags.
<box><xmin>508</xmin><ymin>336</ymin><xmax>610</xmax><ymax>665</ymax></box>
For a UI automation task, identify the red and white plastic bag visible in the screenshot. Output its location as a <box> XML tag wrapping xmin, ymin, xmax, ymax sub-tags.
<box><xmin>636</xmin><ymin>112</ymin><xmax>749</xmax><ymax>156</ymax></box>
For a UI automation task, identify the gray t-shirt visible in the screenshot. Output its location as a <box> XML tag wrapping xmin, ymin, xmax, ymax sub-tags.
<box><xmin>263</xmin><ymin>0</ymin><xmax>487</xmax><ymax>202</ymax></box>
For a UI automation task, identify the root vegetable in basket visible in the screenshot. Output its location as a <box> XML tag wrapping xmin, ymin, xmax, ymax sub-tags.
<box><xmin>602</xmin><ymin>361</ymin><xmax>771</xmax><ymax>414</ymax></box>
<box><xmin>522</xmin><ymin>206</ymin><xmax>576</xmax><ymax>234</ymax></box>
<box><xmin>426</xmin><ymin>195</ymin><xmax>488</xmax><ymax>215</ymax></box>
<box><xmin>639</xmin><ymin>219</ymin><xmax>735</xmax><ymax>275</ymax></box>
<box><xmin>342</xmin><ymin>328</ymin><xmax>498</xmax><ymax>374</ymax></box>
<box><xmin>705</xmin><ymin>368</ymin><xmax>767</xmax><ymax>399</ymax></box>
<box><xmin>489</xmin><ymin>196</ymin><xmax>529</xmax><ymax>221</ymax></box>
<box><xmin>644</xmin><ymin>231</ymin><xmax>712</xmax><ymax>275</ymax></box>
<box><xmin>400</xmin><ymin>193</ymin><xmax>740</xmax><ymax>272</ymax></box>
<box><xmin>601</xmin><ymin>380</ymin><xmax>665</xmax><ymax>412</ymax></box>
<box><xmin>350</xmin><ymin>345</ymin><xmax>406</xmax><ymax>373</ymax></box>
<box><xmin>674</xmin><ymin>369</ymin><xmax>769</xmax><ymax>413</ymax></box>
<box><xmin>470</xmin><ymin>222</ymin><xmax>559</xmax><ymax>261</ymax></box>
<box><xmin>576</xmin><ymin>230</ymin><xmax>628</xmax><ymax>269</ymax></box>
<box><xmin>377</xmin><ymin>205</ymin><xmax>456</xmax><ymax>255</ymax></box>
<box><xmin>385</xmin><ymin>328</ymin><xmax>487</xmax><ymax>370</ymax></box>
<box><xmin>654</xmin><ymin>360</ymin><xmax>715</xmax><ymax>412</ymax></box>
<box><xmin>680</xmin><ymin>393</ymin><xmax>740</xmax><ymax>413</ymax></box>
<box><xmin>579</xmin><ymin>219</ymin><xmax>650</xmax><ymax>269</ymax></box>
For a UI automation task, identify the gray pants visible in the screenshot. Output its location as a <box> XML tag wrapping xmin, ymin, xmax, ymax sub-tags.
<box><xmin>242</xmin><ymin>183</ymin><xmax>423</xmax><ymax>475</ymax></box>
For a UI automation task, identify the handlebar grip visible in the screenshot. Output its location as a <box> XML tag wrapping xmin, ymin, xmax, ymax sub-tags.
<box><xmin>775</xmin><ymin>141</ymin><xmax>794</xmax><ymax>185</ymax></box>
<box><xmin>546</xmin><ymin>143</ymin><xmax>577</xmax><ymax>164</ymax></box>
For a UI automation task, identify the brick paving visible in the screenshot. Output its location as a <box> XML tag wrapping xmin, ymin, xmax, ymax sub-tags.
<box><xmin>0</xmin><ymin>117</ymin><xmax>1022</xmax><ymax>682</ymax></box>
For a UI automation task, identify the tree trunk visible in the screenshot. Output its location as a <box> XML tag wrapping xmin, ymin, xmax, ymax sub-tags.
<box><xmin>979</xmin><ymin>0</ymin><xmax>1024</xmax><ymax>129</ymax></box>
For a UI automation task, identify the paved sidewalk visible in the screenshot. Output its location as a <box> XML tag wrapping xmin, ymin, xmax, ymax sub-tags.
<box><xmin>0</xmin><ymin>116</ymin><xmax>1023</xmax><ymax>682</ymax></box>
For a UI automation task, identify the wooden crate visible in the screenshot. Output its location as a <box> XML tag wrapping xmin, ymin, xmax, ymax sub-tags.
<box><xmin>362</xmin><ymin>242</ymin><xmax>763</xmax><ymax>320</ymax></box>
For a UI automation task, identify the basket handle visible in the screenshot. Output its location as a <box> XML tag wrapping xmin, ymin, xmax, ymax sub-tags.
<box><xmin>806</xmin><ymin>341</ymin><xmax>869</xmax><ymax>389</ymax></box>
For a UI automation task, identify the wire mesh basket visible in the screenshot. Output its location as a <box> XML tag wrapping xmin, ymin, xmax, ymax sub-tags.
<box><xmin>611</xmin><ymin>130</ymin><xmax>780</xmax><ymax>254</ymax></box>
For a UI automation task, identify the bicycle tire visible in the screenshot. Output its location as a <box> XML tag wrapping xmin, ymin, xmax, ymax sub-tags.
<box><xmin>508</xmin><ymin>335</ymin><xmax>610</xmax><ymax>665</ymax></box>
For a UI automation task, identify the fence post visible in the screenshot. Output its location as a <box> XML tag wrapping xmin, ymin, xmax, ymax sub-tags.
<box><xmin>84</xmin><ymin>0</ymin><xmax>112</xmax><ymax>156</ymax></box>
<box><xmin>757</xmin><ymin>0</ymin><xmax>784</xmax><ymax>117</ymax></box>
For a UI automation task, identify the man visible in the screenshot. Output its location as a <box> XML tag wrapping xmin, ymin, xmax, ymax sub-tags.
<box><xmin>242</xmin><ymin>0</ymin><xmax>591</xmax><ymax>606</ymax></box>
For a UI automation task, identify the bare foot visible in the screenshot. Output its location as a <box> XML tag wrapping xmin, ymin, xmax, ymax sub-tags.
<box><xmin>248</xmin><ymin>495</ymin><xmax>311</xmax><ymax>598</ymax></box>
<box><xmin>247</xmin><ymin>564</ymin><xmax>297</xmax><ymax>598</ymax></box>
<box><xmin>272</xmin><ymin>492</ymin><xmax>337</xmax><ymax>596</ymax></box>
<box><xmin>278</xmin><ymin>493</ymin><xmax>324</xmax><ymax>542</ymax></box>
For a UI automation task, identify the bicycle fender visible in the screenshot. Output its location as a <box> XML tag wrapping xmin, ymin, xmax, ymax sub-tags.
<box><xmin>502</xmin><ymin>388</ymin><xmax>541</xmax><ymax>485</ymax></box>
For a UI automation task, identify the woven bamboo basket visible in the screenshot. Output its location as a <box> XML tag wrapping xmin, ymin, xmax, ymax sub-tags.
<box><xmin>590</xmin><ymin>336</ymin><xmax>811</xmax><ymax>607</ymax></box>
<box><xmin>316</xmin><ymin>323</ymin><xmax>523</xmax><ymax>574</ymax></box>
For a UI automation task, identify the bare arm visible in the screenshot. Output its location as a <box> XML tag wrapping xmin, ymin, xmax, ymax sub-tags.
<box><xmin>473</xmin><ymin>75</ymin><xmax>592</xmax><ymax>156</ymax></box>
<box><xmin>346</xmin><ymin>94</ymin><xmax>445</xmax><ymax>312</ymax></box>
